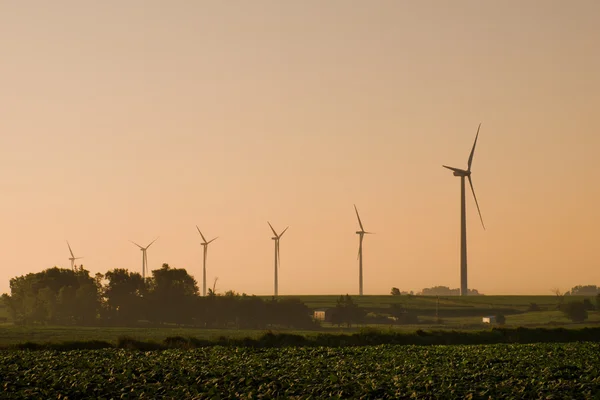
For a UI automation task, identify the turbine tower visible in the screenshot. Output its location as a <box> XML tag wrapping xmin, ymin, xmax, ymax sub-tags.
<box><xmin>66</xmin><ymin>241</ymin><xmax>82</xmax><ymax>270</ymax></box>
<box><xmin>354</xmin><ymin>205</ymin><xmax>373</xmax><ymax>296</ymax></box>
<box><xmin>443</xmin><ymin>123</ymin><xmax>485</xmax><ymax>296</ymax></box>
<box><xmin>268</xmin><ymin>222</ymin><xmax>288</xmax><ymax>297</ymax></box>
<box><xmin>196</xmin><ymin>225</ymin><xmax>218</xmax><ymax>297</ymax></box>
<box><xmin>130</xmin><ymin>238</ymin><xmax>158</xmax><ymax>280</ymax></box>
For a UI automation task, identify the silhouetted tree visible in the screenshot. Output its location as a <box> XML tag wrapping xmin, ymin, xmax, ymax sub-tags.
<box><xmin>495</xmin><ymin>313</ymin><xmax>506</xmax><ymax>325</ymax></box>
<box><xmin>561</xmin><ymin>302</ymin><xmax>588</xmax><ymax>323</ymax></box>
<box><xmin>582</xmin><ymin>298</ymin><xmax>595</xmax><ymax>311</ymax></box>
<box><xmin>3</xmin><ymin>267</ymin><xmax>100</xmax><ymax>325</ymax></box>
<box><xmin>330</xmin><ymin>295</ymin><xmax>364</xmax><ymax>327</ymax></box>
<box><xmin>146</xmin><ymin>264</ymin><xmax>199</xmax><ymax>325</ymax></box>
<box><xmin>389</xmin><ymin>303</ymin><xmax>418</xmax><ymax>324</ymax></box>
<box><xmin>103</xmin><ymin>269</ymin><xmax>146</xmax><ymax>324</ymax></box>
<box><xmin>566</xmin><ymin>285</ymin><xmax>600</xmax><ymax>296</ymax></box>
<box><xmin>390</xmin><ymin>287</ymin><xmax>401</xmax><ymax>296</ymax></box>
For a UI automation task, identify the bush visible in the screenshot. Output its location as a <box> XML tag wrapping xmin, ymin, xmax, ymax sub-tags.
<box><xmin>561</xmin><ymin>302</ymin><xmax>589</xmax><ymax>323</ymax></box>
<box><xmin>495</xmin><ymin>314</ymin><xmax>506</xmax><ymax>325</ymax></box>
<box><xmin>583</xmin><ymin>299</ymin><xmax>596</xmax><ymax>311</ymax></box>
<box><xmin>528</xmin><ymin>303</ymin><xmax>542</xmax><ymax>312</ymax></box>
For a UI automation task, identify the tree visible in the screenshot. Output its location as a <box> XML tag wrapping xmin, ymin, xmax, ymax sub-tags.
<box><xmin>103</xmin><ymin>269</ymin><xmax>146</xmax><ymax>324</ymax></box>
<box><xmin>561</xmin><ymin>301</ymin><xmax>588</xmax><ymax>323</ymax></box>
<box><xmin>390</xmin><ymin>287</ymin><xmax>401</xmax><ymax>296</ymax></box>
<box><xmin>146</xmin><ymin>264</ymin><xmax>199</xmax><ymax>325</ymax></box>
<box><xmin>330</xmin><ymin>295</ymin><xmax>364</xmax><ymax>327</ymax></box>
<box><xmin>495</xmin><ymin>314</ymin><xmax>506</xmax><ymax>325</ymax></box>
<box><xmin>582</xmin><ymin>298</ymin><xmax>595</xmax><ymax>311</ymax></box>
<box><xmin>419</xmin><ymin>286</ymin><xmax>483</xmax><ymax>296</ymax></box>
<box><xmin>566</xmin><ymin>285</ymin><xmax>599</xmax><ymax>296</ymax></box>
<box><xmin>389</xmin><ymin>303</ymin><xmax>418</xmax><ymax>324</ymax></box>
<box><xmin>3</xmin><ymin>267</ymin><xmax>100</xmax><ymax>325</ymax></box>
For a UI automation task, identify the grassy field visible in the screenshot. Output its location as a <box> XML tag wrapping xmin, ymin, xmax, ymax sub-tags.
<box><xmin>0</xmin><ymin>325</ymin><xmax>326</xmax><ymax>346</ymax></box>
<box><xmin>273</xmin><ymin>294</ymin><xmax>594</xmax><ymax>311</ymax></box>
<box><xmin>0</xmin><ymin>295</ymin><xmax>598</xmax><ymax>346</ymax></box>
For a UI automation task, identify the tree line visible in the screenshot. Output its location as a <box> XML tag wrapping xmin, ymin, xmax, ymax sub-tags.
<box><xmin>1</xmin><ymin>265</ymin><xmax>316</xmax><ymax>329</ymax></box>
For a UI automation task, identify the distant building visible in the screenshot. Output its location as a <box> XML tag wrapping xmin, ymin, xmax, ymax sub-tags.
<box><xmin>313</xmin><ymin>308</ymin><xmax>331</xmax><ymax>321</ymax></box>
<box><xmin>482</xmin><ymin>316</ymin><xmax>496</xmax><ymax>324</ymax></box>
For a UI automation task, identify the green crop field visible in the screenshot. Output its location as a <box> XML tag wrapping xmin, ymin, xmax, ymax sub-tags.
<box><xmin>2</xmin><ymin>343</ymin><xmax>599</xmax><ymax>398</ymax></box>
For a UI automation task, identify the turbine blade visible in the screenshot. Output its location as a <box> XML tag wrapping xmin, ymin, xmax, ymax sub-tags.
<box><xmin>279</xmin><ymin>226</ymin><xmax>289</xmax><ymax>238</ymax></box>
<box><xmin>267</xmin><ymin>221</ymin><xmax>278</xmax><ymax>236</ymax></box>
<box><xmin>443</xmin><ymin>165</ymin><xmax>465</xmax><ymax>174</ymax></box>
<box><xmin>467</xmin><ymin>123</ymin><xmax>481</xmax><ymax>171</ymax></box>
<box><xmin>196</xmin><ymin>225</ymin><xmax>207</xmax><ymax>243</ymax></box>
<box><xmin>354</xmin><ymin>204</ymin><xmax>365</xmax><ymax>231</ymax></box>
<box><xmin>66</xmin><ymin>241</ymin><xmax>75</xmax><ymax>258</ymax></box>
<box><xmin>276</xmin><ymin>241</ymin><xmax>281</xmax><ymax>269</ymax></box>
<box><xmin>468</xmin><ymin>175</ymin><xmax>485</xmax><ymax>230</ymax></box>
<box><xmin>207</xmin><ymin>237</ymin><xmax>218</xmax><ymax>244</ymax></box>
<box><xmin>130</xmin><ymin>240</ymin><xmax>144</xmax><ymax>249</ymax></box>
<box><xmin>146</xmin><ymin>237</ymin><xmax>158</xmax><ymax>249</ymax></box>
<box><xmin>74</xmin><ymin>257</ymin><xmax>83</xmax><ymax>260</ymax></box>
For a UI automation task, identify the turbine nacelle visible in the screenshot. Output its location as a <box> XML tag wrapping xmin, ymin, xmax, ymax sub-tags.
<box><xmin>443</xmin><ymin>165</ymin><xmax>470</xmax><ymax>177</ymax></box>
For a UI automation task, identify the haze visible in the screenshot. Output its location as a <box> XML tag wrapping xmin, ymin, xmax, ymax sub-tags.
<box><xmin>1</xmin><ymin>1</ymin><xmax>599</xmax><ymax>296</ymax></box>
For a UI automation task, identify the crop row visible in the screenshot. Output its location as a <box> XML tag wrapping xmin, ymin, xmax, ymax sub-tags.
<box><xmin>2</xmin><ymin>343</ymin><xmax>599</xmax><ymax>398</ymax></box>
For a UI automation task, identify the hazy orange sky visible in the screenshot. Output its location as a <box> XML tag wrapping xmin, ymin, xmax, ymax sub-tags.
<box><xmin>1</xmin><ymin>1</ymin><xmax>599</xmax><ymax>296</ymax></box>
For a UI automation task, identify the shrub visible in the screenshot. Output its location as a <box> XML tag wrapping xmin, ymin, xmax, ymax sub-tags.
<box><xmin>583</xmin><ymin>299</ymin><xmax>595</xmax><ymax>311</ymax></box>
<box><xmin>528</xmin><ymin>303</ymin><xmax>542</xmax><ymax>312</ymax></box>
<box><xmin>561</xmin><ymin>302</ymin><xmax>589</xmax><ymax>323</ymax></box>
<box><xmin>496</xmin><ymin>314</ymin><xmax>506</xmax><ymax>325</ymax></box>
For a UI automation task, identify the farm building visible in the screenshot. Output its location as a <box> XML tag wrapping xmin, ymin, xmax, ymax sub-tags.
<box><xmin>313</xmin><ymin>308</ymin><xmax>331</xmax><ymax>321</ymax></box>
<box><xmin>482</xmin><ymin>316</ymin><xmax>496</xmax><ymax>324</ymax></box>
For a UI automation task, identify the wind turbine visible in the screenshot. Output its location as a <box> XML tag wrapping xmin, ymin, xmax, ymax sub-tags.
<box><xmin>268</xmin><ymin>222</ymin><xmax>288</xmax><ymax>297</ymax></box>
<box><xmin>66</xmin><ymin>241</ymin><xmax>83</xmax><ymax>270</ymax></box>
<box><xmin>354</xmin><ymin>205</ymin><xmax>373</xmax><ymax>296</ymax></box>
<box><xmin>130</xmin><ymin>238</ymin><xmax>158</xmax><ymax>280</ymax></box>
<box><xmin>443</xmin><ymin>123</ymin><xmax>485</xmax><ymax>296</ymax></box>
<box><xmin>196</xmin><ymin>225</ymin><xmax>218</xmax><ymax>296</ymax></box>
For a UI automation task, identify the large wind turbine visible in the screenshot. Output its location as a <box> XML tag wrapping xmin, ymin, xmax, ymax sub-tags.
<box><xmin>196</xmin><ymin>225</ymin><xmax>218</xmax><ymax>296</ymax></box>
<box><xmin>268</xmin><ymin>222</ymin><xmax>288</xmax><ymax>296</ymax></box>
<box><xmin>66</xmin><ymin>241</ymin><xmax>83</xmax><ymax>270</ymax></box>
<box><xmin>130</xmin><ymin>238</ymin><xmax>158</xmax><ymax>280</ymax></box>
<box><xmin>443</xmin><ymin>123</ymin><xmax>485</xmax><ymax>296</ymax></box>
<box><xmin>354</xmin><ymin>205</ymin><xmax>373</xmax><ymax>296</ymax></box>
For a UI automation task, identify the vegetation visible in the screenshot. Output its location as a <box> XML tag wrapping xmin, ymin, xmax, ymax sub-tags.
<box><xmin>561</xmin><ymin>301</ymin><xmax>589</xmax><ymax>323</ymax></box>
<box><xmin>3</xmin><ymin>326</ymin><xmax>600</xmax><ymax>350</ymax></box>
<box><xmin>419</xmin><ymin>286</ymin><xmax>482</xmax><ymax>296</ymax></box>
<box><xmin>495</xmin><ymin>313</ymin><xmax>506</xmax><ymax>325</ymax></box>
<box><xmin>2</xmin><ymin>265</ymin><xmax>316</xmax><ymax>329</ymax></box>
<box><xmin>2</xmin><ymin>343</ymin><xmax>600</xmax><ymax>397</ymax></box>
<box><xmin>565</xmin><ymin>285</ymin><xmax>600</xmax><ymax>296</ymax></box>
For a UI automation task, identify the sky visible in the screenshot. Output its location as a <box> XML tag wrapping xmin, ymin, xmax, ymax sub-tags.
<box><xmin>1</xmin><ymin>1</ymin><xmax>599</xmax><ymax>296</ymax></box>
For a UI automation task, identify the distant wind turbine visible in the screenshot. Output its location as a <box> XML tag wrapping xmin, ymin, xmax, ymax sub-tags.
<box><xmin>268</xmin><ymin>222</ymin><xmax>288</xmax><ymax>296</ymax></box>
<box><xmin>130</xmin><ymin>238</ymin><xmax>158</xmax><ymax>279</ymax></box>
<box><xmin>443</xmin><ymin>123</ymin><xmax>486</xmax><ymax>296</ymax></box>
<box><xmin>66</xmin><ymin>241</ymin><xmax>83</xmax><ymax>270</ymax></box>
<box><xmin>196</xmin><ymin>225</ymin><xmax>218</xmax><ymax>296</ymax></box>
<box><xmin>354</xmin><ymin>205</ymin><xmax>373</xmax><ymax>296</ymax></box>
